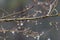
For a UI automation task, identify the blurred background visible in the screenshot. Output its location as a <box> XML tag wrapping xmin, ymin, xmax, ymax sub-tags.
<box><xmin>0</xmin><ymin>0</ymin><xmax>60</xmax><ymax>40</ymax></box>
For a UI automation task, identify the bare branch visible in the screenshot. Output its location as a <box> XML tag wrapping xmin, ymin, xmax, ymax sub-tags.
<box><xmin>0</xmin><ymin>5</ymin><xmax>34</xmax><ymax>18</ymax></box>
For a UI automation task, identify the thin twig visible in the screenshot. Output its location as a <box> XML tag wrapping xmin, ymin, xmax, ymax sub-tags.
<box><xmin>0</xmin><ymin>5</ymin><xmax>34</xmax><ymax>19</ymax></box>
<box><xmin>0</xmin><ymin>13</ymin><xmax>59</xmax><ymax>22</ymax></box>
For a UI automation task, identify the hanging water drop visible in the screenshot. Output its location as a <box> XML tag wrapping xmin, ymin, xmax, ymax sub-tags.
<box><xmin>27</xmin><ymin>20</ymin><xmax>30</xmax><ymax>22</ymax></box>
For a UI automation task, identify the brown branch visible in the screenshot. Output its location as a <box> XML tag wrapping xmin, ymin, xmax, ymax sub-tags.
<box><xmin>0</xmin><ymin>13</ymin><xmax>59</xmax><ymax>22</ymax></box>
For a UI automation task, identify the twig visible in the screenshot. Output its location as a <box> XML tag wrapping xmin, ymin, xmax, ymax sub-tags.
<box><xmin>0</xmin><ymin>5</ymin><xmax>34</xmax><ymax>19</ymax></box>
<box><xmin>0</xmin><ymin>13</ymin><xmax>59</xmax><ymax>22</ymax></box>
<box><xmin>46</xmin><ymin>0</ymin><xmax>58</xmax><ymax>16</ymax></box>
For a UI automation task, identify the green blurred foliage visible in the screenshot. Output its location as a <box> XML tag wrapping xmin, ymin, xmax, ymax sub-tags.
<box><xmin>6</xmin><ymin>0</ymin><xmax>27</xmax><ymax>9</ymax></box>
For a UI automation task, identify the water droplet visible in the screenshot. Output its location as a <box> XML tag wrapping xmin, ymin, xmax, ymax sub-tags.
<box><xmin>18</xmin><ymin>27</ymin><xmax>21</xmax><ymax>29</ymax></box>
<box><xmin>17</xmin><ymin>23</ymin><xmax>19</xmax><ymax>26</ymax></box>
<box><xmin>47</xmin><ymin>38</ymin><xmax>51</xmax><ymax>40</ymax></box>
<box><xmin>27</xmin><ymin>20</ymin><xmax>30</xmax><ymax>22</ymax></box>
<box><xmin>4</xmin><ymin>38</ymin><xmax>6</xmax><ymax>40</ymax></box>
<box><xmin>26</xmin><ymin>35</ymin><xmax>29</xmax><ymax>37</ymax></box>
<box><xmin>37</xmin><ymin>35</ymin><xmax>40</xmax><ymax>40</ymax></box>
<box><xmin>45</xmin><ymin>2</ymin><xmax>49</xmax><ymax>5</ymax></box>
<box><xmin>16</xmin><ymin>21</ymin><xmax>20</xmax><ymax>26</ymax></box>
<box><xmin>26</xmin><ymin>8</ymin><xmax>29</xmax><ymax>9</ymax></box>
<box><xmin>49</xmin><ymin>22</ymin><xmax>52</xmax><ymax>26</ymax></box>
<box><xmin>40</xmin><ymin>32</ymin><xmax>44</xmax><ymax>36</ymax></box>
<box><xmin>38</xmin><ymin>10</ymin><xmax>42</xmax><ymax>13</ymax></box>
<box><xmin>34</xmin><ymin>37</ymin><xmax>36</xmax><ymax>39</ymax></box>
<box><xmin>37</xmin><ymin>2</ymin><xmax>40</xmax><ymax>5</ymax></box>
<box><xmin>56</xmin><ymin>22</ymin><xmax>58</xmax><ymax>24</ymax></box>
<box><xmin>20</xmin><ymin>22</ymin><xmax>23</xmax><ymax>26</ymax></box>
<box><xmin>11</xmin><ymin>31</ymin><xmax>15</xmax><ymax>34</ymax></box>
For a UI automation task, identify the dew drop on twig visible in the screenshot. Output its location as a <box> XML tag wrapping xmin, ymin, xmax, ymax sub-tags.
<box><xmin>27</xmin><ymin>20</ymin><xmax>30</xmax><ymax>22</ymax></box>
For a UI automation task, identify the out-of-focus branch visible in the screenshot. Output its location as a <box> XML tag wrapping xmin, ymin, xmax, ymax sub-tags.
<box><xmin>0</xmin><ymin>5</ymin><xmax>34</xmax><ymax>19</ymax></box>
<box><xmin>0</xmin><ymin>0</ymin><xmax>59</xmax><ymax>40</ymax></box>
<box><xmin>46</xmin><ymin>0</ymin><xmax>58</xmax><ymax>16</ymax></box>
<box><xmin>0</xmin><ymin>22</ymin><xmax>55</xmax><ymax>40</ymax></box>
<box><xmin>0</xmin><ymin>26</ymin><xmax>40</xmax><ymax>38</ymax></box>
<box><xmin>0</xmin><ymin>8</ymin><xmax>9</xmax><ymax>14</ymax></box>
